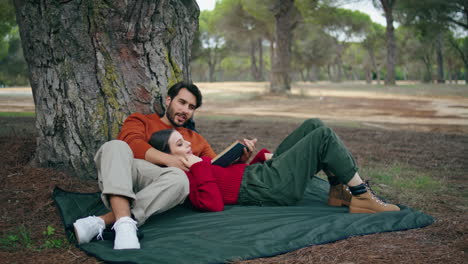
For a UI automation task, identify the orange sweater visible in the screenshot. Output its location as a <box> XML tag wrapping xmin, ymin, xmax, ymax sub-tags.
<box><xmin>117</xmin><ymin>113</ymin><xmax>216</xmax><ymax>159</ymax></box>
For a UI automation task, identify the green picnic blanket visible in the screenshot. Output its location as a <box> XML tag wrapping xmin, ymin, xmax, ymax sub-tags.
<box><xmin>53</xmin><ymin>176</ymin><xmax>434</xmax><ymax>264</ymax></box>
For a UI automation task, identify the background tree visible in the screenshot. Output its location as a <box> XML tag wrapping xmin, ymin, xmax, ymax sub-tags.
<box><xmin>292</xmin><ymin>25</ymin><xmax>335</xmax><ymax>82</ymax></box>
<box><xmin>0</xmin><ymin>0</ymin><xmax>28</xmax><ymax>86</ymax></box>
<box><xmin>361</xmin><ymin>22</ymin><xmax>385</xmax><ymax>84</ymax></box>
<box><xmin>195</xmin><ymin>10</ymin><xmax>228</xmax><ymax>82</ymax></box>
<box><xmin>0</xmin><ymin>26</ymin><xmax>28</xmax><ymax>86</ymax></box>
<box><xmin>270</xmin><ymin>0</ymin><xmax>299</xmax><ymax>93</ymax></box>
<box><xmin>397</xmin><ymin>0</ymin><xmax>468</xmax><ymax>84</ymax></box>
<box><xmin>14</xmin><ymin>0</ymin><xmax>199</xmax><ymax>178</ymax></box>
<box><xmin>374</xmin><ymin>0</ymin><xmax>397</xmax><ymax>85</ymax></box>
<box><xmin>307</xmin><ymin>6</ymin><xmax>370</xmax><ymax>82</ymax></box>
<box><xmin>216</xmin><ymin>0</ymin><xmax>267</xmax><ymax>81</ymax></box>
<box><xmin>243</xmin><ymin>0</ymin><xmax>276</xmax><ymax>80</ymax></box>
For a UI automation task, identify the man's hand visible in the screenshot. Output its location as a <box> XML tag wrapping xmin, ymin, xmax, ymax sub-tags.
<box><xmin>239</xmin><ymin>138</ymin><xmax>257</xmax><ymax>163</ymax></box>
<box><xmin>165</xmin><ymin>155</ymin><xmax>190</xmax><ymax>171</ymax></box>
<box><xmin>186</xmin><ymin>154</ymin><xmax>203</xmax><ymax>167</ymax></box>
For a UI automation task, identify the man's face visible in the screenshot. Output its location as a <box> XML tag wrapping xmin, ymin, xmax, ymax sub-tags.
<box><xmin>165</xmin><ymin>88</ymin><xmax>197</xmax><ymax>127</ymax></box>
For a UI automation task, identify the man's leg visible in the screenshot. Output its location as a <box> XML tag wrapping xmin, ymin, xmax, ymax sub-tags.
<box><xmin>130</xmin><ymin>160</ymin><xmax>189</xmax><ymax>226</ymax></box>
<box><xmin>239</xmin><ymin>126</ymin><xmax>357</xmax><ymax>206</ymax></box>
<box><xmin>74</xmin><ymin>140</ymin><xmax>139</xmax><ymax>249</ymax></box>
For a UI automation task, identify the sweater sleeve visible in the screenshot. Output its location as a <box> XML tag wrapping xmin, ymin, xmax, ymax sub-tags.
<box><xmin>197</xmin><ymin>135</ymin><xmax>217</xmax><ymax>159</ymax></box>
<box><xmin>117</xmin><ymin>113</ymin><xmax>152</xmax><ymax>159</ymax></box>
<box><xmin>186</xmin><ymin>157</ymin><xmax>224</xmax><ymax>212</ymax></box>
<box><xmin>249</xmin><ymin>148</ymin><xmax>271</xmax><ymax>165</ymax></box>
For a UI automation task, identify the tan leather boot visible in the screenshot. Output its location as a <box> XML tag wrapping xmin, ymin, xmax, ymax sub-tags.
<box><xmin>349</xmin><ymin>190</ymin><xmax>400</xmax><ymax>213</ymax></box>
<box><xmin>328</xmin><ymin>184</ymin><xmax>352</xmax><ymax>207</ymax></box>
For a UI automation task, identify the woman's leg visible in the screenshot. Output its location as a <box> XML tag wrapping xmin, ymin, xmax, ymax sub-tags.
<box><xmin>274</xmin><ymin>118</ymin><xmax>326</xmax><ymax>156</ymax></box>
<box><xmin>239</xmin><ymin>126</ymin><xmax>358</xmax><ymax>206</ymax></box>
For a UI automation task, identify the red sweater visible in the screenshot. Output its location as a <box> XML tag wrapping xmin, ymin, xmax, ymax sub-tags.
<box><xmin>185</xmin><ymin>149</ymin><xmax>271</xmax><ymax>212</ymax></box>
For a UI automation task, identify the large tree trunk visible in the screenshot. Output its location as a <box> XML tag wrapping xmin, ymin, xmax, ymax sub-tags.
<box><xmin>380</xmin><ymin>0</ymin><xmax>396</xmax><ymax>85</ymax></box>
<box><xmin>270</xmin><ymin>0</ymin><xmax>298</xmax><ymax>93</ymax></box>
<box><xmin>14</xmin><ymin>0</ymin><xmax>199</xmax><ymax>178</ymax></box>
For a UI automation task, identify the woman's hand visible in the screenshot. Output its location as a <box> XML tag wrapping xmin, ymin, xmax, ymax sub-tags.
<box><xmin>186</xmin><ymin>154</ymin><xmax>203</xmax><ymax>168</ymax></box>
<box><xmin>239</xmin><ymin>138</ymin><xmax>258</xmax><ymax>163</ymax></box>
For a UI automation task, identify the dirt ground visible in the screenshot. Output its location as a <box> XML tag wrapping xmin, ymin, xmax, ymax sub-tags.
<box><xmin>0</xmin><ymin>83</ymin><xmax>467</xmax><ymax>263</ymax></box>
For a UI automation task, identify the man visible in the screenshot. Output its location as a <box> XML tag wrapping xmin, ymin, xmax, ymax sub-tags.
<box><xmin>72</xmin><ymin>82</ymin><xmax>253</xmax><ymax>249</ymax></box>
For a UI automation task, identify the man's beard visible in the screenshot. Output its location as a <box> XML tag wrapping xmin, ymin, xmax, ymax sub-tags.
<box><xmin>166</xmin><ymin>105</ymin><xmax>188</xmax><ymax>127</ymax></box>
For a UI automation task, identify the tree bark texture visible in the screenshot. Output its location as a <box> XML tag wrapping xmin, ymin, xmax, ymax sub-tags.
<box><xmin>270</xmin><ymin>0</ymin><xmax>298</xmax><ymax>93</ymax></box>
<box><xmin>381</xmin><ymin>0</ymin><xmax>396</xmax><ymax>85</ymax></box>
<box><xmin>14</xmin><ymin>0</ymin><xmax>199</xmax><ymax>178</ymax></box>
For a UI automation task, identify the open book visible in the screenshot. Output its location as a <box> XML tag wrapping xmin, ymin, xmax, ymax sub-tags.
<box><xmin>212</xmin><ymin>141</ymin><xmax>246</xmax><ymax>167</ymax></box>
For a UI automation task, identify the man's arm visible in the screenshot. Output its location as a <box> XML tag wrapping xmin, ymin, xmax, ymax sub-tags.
<box><xmin>117</xmin><ymin>113</ymin><xmax>154</xmax><ymax>159</ymax></box>
<box><xmin>144</xmin><ymin>148</ymin><xmax>189</xmax><ymax>171</ymax></box>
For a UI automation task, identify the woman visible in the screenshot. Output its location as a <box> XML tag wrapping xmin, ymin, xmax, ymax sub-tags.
<box><xmin>148</xmin><ymin>119</ymin><xmax>400</xmax><ymax>213</ymax></box>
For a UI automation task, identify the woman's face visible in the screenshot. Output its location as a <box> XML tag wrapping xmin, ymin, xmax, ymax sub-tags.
<box><xmin>168</xmin><ymin>130</ymin><xmax>193</xmax><ymax>158</ymax></box>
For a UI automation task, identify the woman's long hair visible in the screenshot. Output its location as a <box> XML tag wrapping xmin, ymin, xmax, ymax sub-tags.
<box><xmin>148</xmin><ymin>129</ymin><xmax>175</xmax><ymax>154</ymax></box>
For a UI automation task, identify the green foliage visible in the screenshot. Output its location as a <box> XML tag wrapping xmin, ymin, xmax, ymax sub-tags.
<box><xmin>41</xmin><ymin>225</ymin><xmax>67</xmax><ymax>249</ymax></box>
<box><xmin>0</xmin><ymin>225</ymin><xmax>68</xmax><ymax>251</ymax></box>
<box><xmin>0</xmin><ymin>0</ymin><xmax>29</xmax><ymax>86</ymax></box>
<box><xmin>0</xmin><ymin>225</ymin><xmax>32</xmax><ymax>250</ymax></box>
<box><xmin>0</xmin><ymin>26</ymin><xmax>29</xmax><ymax>86</ymax></box>
<box><xmin>362</xmin><ymin>163</ymin><xmax>445</xmax><ymax>193</ymax></box>
<box><xmin>192</xmin><ymin>0</ymin><xmax>466</xmax><ymax>83</ymax></box>
<box><xmin>292</xmin><ymin>25</ymin><xmax>336</xmax><ymax>74</ymax></box>
<box><xmin>396</xmin><ymin>0</ymin><xmax>467</xmax><ymax>31</ymax></box>
<box><xmin>359</xmin><ymin>162</ymin><xmax>451</xmax><ymax>211</ymax></box>
<box><xmin>0</xmin><ymin>0</ymin><xmax>16</xmax><ymax>39</ymax></box>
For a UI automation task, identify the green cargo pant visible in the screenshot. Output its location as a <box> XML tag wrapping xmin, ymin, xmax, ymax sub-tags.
<box><xmin>238</xmin><ymin>118</ymin><xmax>358</xmax><ymax>206</ymax></box>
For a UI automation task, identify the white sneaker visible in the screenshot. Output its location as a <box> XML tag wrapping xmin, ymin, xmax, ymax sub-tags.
<box><xmin>73</xmin><ymin>216</ymin><xmax>105</xmax><ymax>244</ymax></box>
<box><xmin>112</xmin><ymin>216</ymin><xmax>140</xmax><ymax>250</ymax></box>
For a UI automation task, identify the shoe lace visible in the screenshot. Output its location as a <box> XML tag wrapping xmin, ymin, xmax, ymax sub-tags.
<box><xmin>90</xmin><ymin>216</ymin><xmax>105</xmax><ymax>241</ymax></box>
<box><xmin>364</xmin><ymin>180</ymin><xmax>388</xmax><ymax>206</ymax></box>
<box><xmin>112</xmin><ymin>217</ymin><xmax>138</xmax><ymax>233</ymax></box>
<box><xmin>96</xmin><ymin>226</ymin><xmax>104</xmax><ymax>241</ymax></box>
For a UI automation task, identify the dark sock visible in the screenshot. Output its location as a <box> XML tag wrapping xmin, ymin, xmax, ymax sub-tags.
<box><xmin>349</xmin><ymin>183</ymin><xmax>367</xmax><ymax>195</ymax></box>
<box><xmin>327</xmin><ymin>176</ymin><xmax>340</xmax><ymax>186</ymax></box>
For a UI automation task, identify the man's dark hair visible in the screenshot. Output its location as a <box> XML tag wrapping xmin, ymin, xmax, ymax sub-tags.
<box><xmin>148</xmin><ymin>129</ymin><xmax>174</xmax><ymax>154</ymax></box>
<box><xmin>167</xmin><ymin>82</ymin><xmax>202</xmax><ymax>109</ymax></box>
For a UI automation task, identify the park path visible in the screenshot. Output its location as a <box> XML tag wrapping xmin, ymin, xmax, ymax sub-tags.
<box><xmin>2</xmin><ymin>82</ymin><xmax>468</xmax><ymax>133</ymax></box>
<box><xmin>197</xmin><ymin>82</ymin><xmax>468</xmax><ymax>134</ymax></box>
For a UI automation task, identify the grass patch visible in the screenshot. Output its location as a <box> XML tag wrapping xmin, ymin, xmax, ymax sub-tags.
<box><xmin>361</xmin><ymin>164</ymin><xmax>442</xmax><ymax>192</ymax></box>
<box><xmin>0</xmin><ymin>111</ymin><xmax>35</xmax><ymax>117</ymax></box>
<box><xmin>0</xmin><ymin>115</ymin><xmax>36</xmax><ymax>137</ymax></box>
<box><xmin>0</xmin><ymin>225</ymin><xmax>33</xmax><ymax>251</ymax></box>
<box><xmin>0</xmin><ymin>225</ymin><xmax>69</xmax><ymax>251</ymax></box>
<box><xmin>359</xmin><ymin>163</ymin><xmax>449</xmax><ymax>212</ymax></box>
<box><xmin>316</xmin><ymin>162</ymin><xmax>454</xmax><ymax>213</ymax></box>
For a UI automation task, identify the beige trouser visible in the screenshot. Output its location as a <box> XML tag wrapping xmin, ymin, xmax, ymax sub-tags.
<box><xmin>94</xmin><ymin>140</ymin><xmax>189</xmax><ymax>226</ymax></box>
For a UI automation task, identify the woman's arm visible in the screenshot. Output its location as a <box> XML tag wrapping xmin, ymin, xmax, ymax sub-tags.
<box><xmin>249</xmin><ymin>148</ymin><xmax>272</xmax><ymax>165</ymax></box>
<box><xmin>186</xmin><ymin>157</ymin><xmax>224</xmax><ymax>212</ymax></box>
